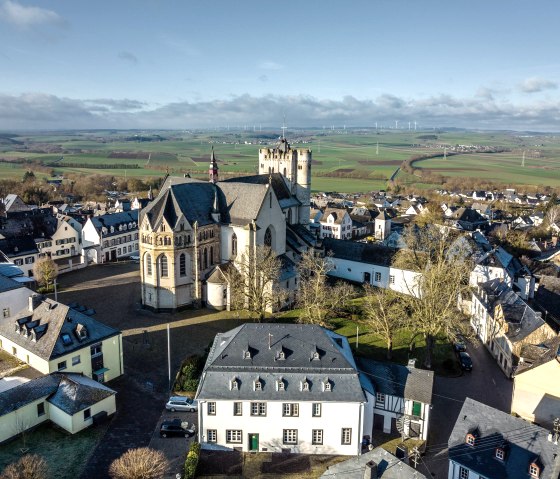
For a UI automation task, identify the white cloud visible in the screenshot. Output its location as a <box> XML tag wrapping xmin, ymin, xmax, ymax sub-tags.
<box><xmin>1</xmin><ymin>92</ymin><xmax>560</xmax><ymax>131</ymax></box>
<box><xmin>519</xmin><ymin>77</ymin><xmax>558</xmax><ymax>93</ymax></box>
<box><xmin>0</xmin><ymin>0</ymin><xmax>64</xmax><ymax>28</ymax></box>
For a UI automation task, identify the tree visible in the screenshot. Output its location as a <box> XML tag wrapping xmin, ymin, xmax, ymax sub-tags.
<box><xmin>108</xmin><ymin>447</ymin><xmax>168</xmax><ymax>479</ymax></box>
<box><xmin>296</xmin><ymin>250</ymin><xmax>355</xmax><ymax>327</ymax></box>
<box><xmin>22</xmin><ymin>170</ymin><xmax>35</xmax><ymax>183</ymax></box>
<box><xmin>394</xmin><ymin>225</ymin><xmax>473</xmax><ymax>368</ymax></box>
<box><xmin>0</xmin><ymin>454</ymin><xmax>48</xmax><ymax>479</ymax></box>
<box><xmin>361</xmin><ymin>285</ymin><xmax>406</xmax><ymax>359</ymax></box>
<box><xmin>226</xmin><ymin>245</ymin><xmax>284</xmax><ymax>321</ymax></box>
<box><xmin>546</xmin><ymin>205</ymin><xmax>560</xmax><ymax>227</ymax></box>
<box><xmin>33</xmin><ymin>256</ymin><xmax>58</xmax><ymax>291</ymax></box>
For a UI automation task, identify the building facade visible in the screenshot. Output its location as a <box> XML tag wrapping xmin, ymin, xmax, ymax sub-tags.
<box><xmin>196</xmin><ymin>323</ymin><xmax>374</xmax><ymax>455</ymax></box>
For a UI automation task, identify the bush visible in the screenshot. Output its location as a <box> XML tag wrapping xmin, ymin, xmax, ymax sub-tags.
<box><xmin>108</xmin><ymin>447</ymin><xmax>168</xmax><ymax>479</ymax></box>
<box><xmin>0</xmin><ymin>454</ymin><xmax>48</xmax><ymax>479</ymax></box>
<box><xmin>183</xmin><ymin>441</ymin><xmax>201</xmax><ymax>479</ymax></box>
<box><xmin>173</xmin><ymin>355</ymin><xmax>203</xmax><ymax>392</ymax></box>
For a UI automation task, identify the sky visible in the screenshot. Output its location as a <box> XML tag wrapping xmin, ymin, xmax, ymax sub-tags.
<box><xmin>0</xmin><ymin>0</ymin><xmax>559</xmax><ymax>131</ymax></box>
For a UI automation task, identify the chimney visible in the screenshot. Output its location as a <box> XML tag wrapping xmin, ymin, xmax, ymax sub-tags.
<box><xmin>28</xmin><ymin>294</ymin><xmax>41</xmax><ymax>312</ymax></box>
<box><xmin>363</xmin><ymin>460</ymin><xmax>378</xmax><ymax>479</ymax></box>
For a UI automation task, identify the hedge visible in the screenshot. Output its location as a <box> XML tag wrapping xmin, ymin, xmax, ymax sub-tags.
<box><xmin>183</xmin><ymin>441</ymin><xmax>201</xmax><ymax>479</ymax></box>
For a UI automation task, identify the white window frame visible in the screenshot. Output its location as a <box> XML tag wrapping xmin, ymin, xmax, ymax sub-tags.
<box><xmin>250</xmin><ymin>402</ymin><xmax>266</xmax><ymax>416</ymax></box>
<box><xmin>226</xmin><ymin>430</ymin><xmax>242</xmax><ymax>443</ymax></box>
<box><xmin>312</xmin><ymin>429</ymin><xmax>323</xmax><ymax>445</ymax></box>
<box><xmin>283</xmin><ymin>429</ymin><xmax>298</xmax><ymax>445</ymax></box>
<box><xmin>282</xmin><ymin>403</ymin><xmax>299</xmax><ymax>417</ymax></box>
<box><xmin>207</xmin><ymin>429</ymin><xmax>217</xmax><ymax>443</ymax></box>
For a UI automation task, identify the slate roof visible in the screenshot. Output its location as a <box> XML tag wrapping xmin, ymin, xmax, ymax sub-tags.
<box><xmin>321</xmin><ymin>208</ymin><xmax>348</xmax><ymax>224</ymax></box>
<box><xmin>0</xmin><ymin>297</ymin><xmax>121</xmax><ymax>361</ymax></box>
<box><xmin>47</xmin><ymin>374</ymin><xmax>115</xmax><ymax>415</ymax></box>
<box><xmin>323</xmin><ymin>238</ymin><xmax>400</xmax><ymax>268</ymax></box>
<box><xmin>516</xmin><ymin>336</ymin><xmax>560</xmax><ymax>375</ymax></box>
<box><xmin>357</xmin><ymin>358</ymin><xmax>434</xmax><ymax>404</ymax></box>
<box><xmin>448</xmin><ymin>398</ymin><xmax>560</xmax><ymax>479</ymax></box>
<box><xmin>222</xmin><ymin>173</ymin><xmax>300</xmax><ymax>209</ymax></box>
<box><xmin>197</xmin><ymin>323</ymin><xmax>368</xmax><ymax>403</ymax></box>
<box><xmin>319</xmin><ymin>447</ymin><xmax>427</xmax><ymax>479</ymax></box>
<box><xmin>0</xmin><ymin>273</ymin><xmax>25</xmax><ymax>293</ymax></box>
<box><xmin>477</xmin><ymin>279</ymin><xmax>545</xmax><ymax>343</ymax></box>
<box><xmin>0</xmin><ymin>373</ymin><xmax>115</xmax><ymax>418</ymax></box>
<box><xmin>141</xmin><ymin>176</ymin><xmax>272</xmax><ymax>229</ymax></box>
<box><xmin>90</xmin><ymin>210</ymin><xmax>138</xmax><ymax>237</ymax></box>
<box><xmin>0</xmin><ymin>236</ymin><xmax>38</xmax><ymax>257</ymax></box>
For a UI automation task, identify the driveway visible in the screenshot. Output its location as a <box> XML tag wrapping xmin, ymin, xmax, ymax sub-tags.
<box><xmin>418</xmin><ymin>337</ymin><xmax>513</xmax><ymax>478</ymax></box>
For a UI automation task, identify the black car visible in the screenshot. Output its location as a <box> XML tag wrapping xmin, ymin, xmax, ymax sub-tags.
<box><xmin>459</xmin><ymin>351</ymin><xmax>473</xmax><ymax>371</ymax></box>
<box><xmin>160</xmin><ymin>419</ymin><xmax>193</xmax><ymax>438</ymax></box>
<box><xmin>453</xmin><ymin>341</ymin><xmax>467</xmax><ymax>353</ymax></box>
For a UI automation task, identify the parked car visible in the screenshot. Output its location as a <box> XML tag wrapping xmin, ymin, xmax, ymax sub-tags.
<box><xmin>459</xmin><ymin>351</ymin><xmax>473</xmax><ymax>371</ymax></box>
<box><xmin>128</xmin><ymin>254</ymin><xmax>140</xmax><ymax>263</ymax></box>
<box><xmin>165</xmin><ymin>396</ymin><xmax>198</xmax><ymax>412</ymax></box>
<box><xmin>453</xmin><ymin>340</ymin><xmax>467</xmax><ymax>353</ymax></box>
<box><xmin>160</xmin><ymin>419</ymin><xmax>191</xmax><ymax>438</ymax></box>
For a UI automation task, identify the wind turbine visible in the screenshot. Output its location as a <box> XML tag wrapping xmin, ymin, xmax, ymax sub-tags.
<box><xmin>376</xmin><ymin>141</ymin><xmax>379</xmax><ymax>155</ymax></box>
<box><xmin>443</xmin><ymin>147</ymin><xmax>447</xmax><ymax>160</ymax></box>
<box><xmin>414</xmin><ymin>121</ymin><xmax>417</xmax><ymax>131</ymax></box>
<box><xmin>522</xmin><ymin>151</ymin><xmax>525</xmax><ymax>167</ymax></box>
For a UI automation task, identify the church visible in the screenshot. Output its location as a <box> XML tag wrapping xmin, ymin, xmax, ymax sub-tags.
<box><xmin>139</xmin><ymin>138</ymin><xmax>316</xmax><ymax>311</ymax></box>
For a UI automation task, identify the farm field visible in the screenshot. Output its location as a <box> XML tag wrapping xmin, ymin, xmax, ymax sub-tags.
<box><xmin>1</xmin><ymin>129</ymin><xmax>559</xmax><ymax>192</ymax></box>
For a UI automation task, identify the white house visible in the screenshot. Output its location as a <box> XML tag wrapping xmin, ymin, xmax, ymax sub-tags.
<box><xmin>0</xmin><ymin>373</ymin><xmax>116</xmax><ymax>444</ymax></box>
<box><xmin>358</xmin><ymin>359</ymin><xmax>433</xmax><ymax>441</ymax></box>
<box><xmin>323</xmin><ymin>238</ymin><xmax>421</xmax><ymax>297</ymax></box>
<box><xmin>0</xmin><ymin>237</ymin><xmax>39</xmax><ymax>278</ymax></box>
<box><xmin>82</xmin><ymin>210</ymin><xmax>139</xmax><ymax>263</ymax></box>
<box><xmin>448</xmin><ymin>398</ymin><xmax>560</xmax><ymax>479</ymax></box>
<box><xmin>36</xmin><ymin>215</ymin><xmax>82</xmax><ymax>261</ymax></box>
<box><xmin>470</xmin><ymin>279</ymin><xmax>556</xmax><ymax>377</ymax></box>
<box><xmin>0</xmin><ymin>274</ymin><xmax>33</xmax><ymax>320</ymax></box>
<box><xmin>0</xmin><ymin>295</ymin><xmax>123</xmax><ymax>383</ymax></box>
<box><xmin>319</xmin><ymin>208</ymin><xmax>353</xmax><ymax>240</ymax></box>
<box><xmin>195</xmin><ymin>323</ymin><xmax>375</xmax><ymax>455</ymax></box>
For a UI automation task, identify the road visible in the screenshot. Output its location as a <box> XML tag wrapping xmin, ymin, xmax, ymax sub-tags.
<box><xmin>418</xmin><ymin>337</ymin><xmax>513</xmax><ymax>478</ymax></box>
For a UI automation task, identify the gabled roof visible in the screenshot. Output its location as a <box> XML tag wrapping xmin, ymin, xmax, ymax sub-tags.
<box><xmin>0</xmin><ymin>236</ymin><xmax>39</xmax><ymax>257</ymax></box>
<box><xmin>0</xmin><ymin>373</ymin><xmax>115</xmax><ymax>418</ymax></box>
<box><xmin>449</xmin><ymin>398</ymin><xmax>560</xmax><ymax>479</ymax></box>
<box><xmin>358</xmin><ymin>358</ymin><xmax>434</xmax><ymax>404</ymax></box>
<box><xmin>320</xmin><ymin>447</ymin><xmax>427</xmax><ymax>479</ymax></box>
<box><xmin>323</xmin><ymin>238</ymin><xmax>400</xmax><ymax>268</ymax></box>
<box><xmin>0</xmin><ymin>273</ymin><xmax>25</xmax><ymax>293</ymax></box>
<box><xmin>0</xmin><ymin>298</ymin><xmax>121</xmax><ymax>361</ymax></box>
<box><xmin>89</xmin><ymin>210</ymin><xmax>138</xmax><ymax>237</ymax></box>
<box><xmin>222</xmin><ymin>173</ymin><xmax>300</xmax><ymax>209</ymax></box>
<box><xmin>197</xmin><ymin>323</ymin><xmax>367</xmax><ymax>403</ymax></box>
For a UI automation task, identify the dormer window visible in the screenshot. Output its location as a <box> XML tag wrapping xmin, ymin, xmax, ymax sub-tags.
<box><xmin>75</xmin><ymin>324</ymin><xmax>88</xmax><ymax>340</ymax></box>
<box><xmin>323</xmin><ymin>379</ymin><xmax>332</xmax><ymax>392</ymax></box>
<box><xmin>277</xmin><ymin>350</ymin><xmax>285</xmax><ymax>360</ymax></box>
<box><xmin>529</xmin><ymin>462</ymin><xmax>540</xmax><ymax>478</ymax></box>
<box><xmin>243</xmin><ymin>350</ymin><xmax>251</xmax><ymax>360</ymax></box>
<box><xmin>495</xmin><ymin>447</ymin><xmax>505</xmax><ymax>461</ymax></box>
<box><xmin>312</xmin><ymin>351</ymin><xmax>320</xmax><ymax>361</ymax></box>
<box><xmin>277</xmin><ymin>378</ymin><xmax>285</xmax><ymax>391</ymax></box>
<box><xmin>110</xmin><ymin>226</ymin><xmax>114</xmax><ymax>233</ymax></box>
<box><xmin>254</xmin><ymin>378</ymin><xmax>262</xmax><ymax>391</ymax></box>
<box><xmin>230</xmin><ymin>377</ymin><xmax>239</xmax><ymax>390</ymax></box>
<box><xmin>301</xmin><ymin>379</ymin><xmax>310</xmax><ymax>391</ymax></box>
<box><xmin>465</xmin><ymin>433</ymin><xmax>476</xmax><ymax>446</ymax></box>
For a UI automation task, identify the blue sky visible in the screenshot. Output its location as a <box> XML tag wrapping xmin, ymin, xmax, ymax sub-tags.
<box><xmin>0</xmin><ymin>0</ymin><xmax>559</xmax><ymax>130</ymax></box>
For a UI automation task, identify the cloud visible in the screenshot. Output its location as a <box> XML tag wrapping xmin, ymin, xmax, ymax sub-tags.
<box><xmin>117</xmin><ymin>51</ymin><xmax>139</xmax><ymax>64</ymax></box>
<box><xmin>519</xmin><ymin>77</ymin><xmax>558</xmax><ymax>93</ymax></box>
<box><xmin>0</xmin><ymin>0</ymin><xmax>65</xmax><ymax>28</ymax></box>
<box><xmin>259</xmin><ymin>61</ymin><xmax>283</xmax><ymax>70</ymax></box>
<box><xmin>1</xmin><ymin>91</ymin><xmax>560</xmax><ymax>131</ymax></box>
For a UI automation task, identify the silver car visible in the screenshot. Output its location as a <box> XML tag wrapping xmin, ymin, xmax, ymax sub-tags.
<box><xmin>165</xmin><ymin>396</ymin><xmax>198</xmax><ymax>412</ymax></box>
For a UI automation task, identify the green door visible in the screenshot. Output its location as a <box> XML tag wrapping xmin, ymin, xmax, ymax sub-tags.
<box><xmin>249</xmin><ymin>433</ymin><xmax>259</xmax><ymax>451</ymax></box>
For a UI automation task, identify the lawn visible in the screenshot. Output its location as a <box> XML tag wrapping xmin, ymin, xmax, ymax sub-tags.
<box><xmin>0</xmin><ymin>422</ymin><xmax>108</xmax><ymax>479</ymax></box>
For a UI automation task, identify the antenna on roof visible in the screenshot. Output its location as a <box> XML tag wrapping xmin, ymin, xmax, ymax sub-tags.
<box><xmin>281</xmin><ymin>116</ymin><xmax>287</xmax><ymax>140</ymax></box>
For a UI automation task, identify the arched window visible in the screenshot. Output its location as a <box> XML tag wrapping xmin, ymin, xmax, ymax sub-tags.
<box><xmin>145</xmin><ymin>253</ymin><xmax>152</xmax><ymax>276</ymax></box>
<box><xmin>159</xmin><ymin>255</ymin><xmax>168</xmax><ymax>277</ymax></box>
<box><xmin>264</xmin><ymin>227</ymin><xmax>272</xmax><ymax>247</ymax></box>
<box><xmin>179</xmin><ymin>253</ymin><xmax>186</xmax><ymax>276</ymax></box>
<box><xmin>283</xmin><ymin>167</ymin><xmax>287</xmax><ymax>177</ymax></box>
<box><xmin>210</xmin><ymin>246</ymin><xmax>214</xmax><ymax>265</ymax></box>
<box><xmin>232</xmin><ymin>232</ymin><xmax>237</xmax><ymax>256</ymax></box>
<box><xmin>203</xmin><ymin>248</ymin><xmax>208</xmax><ymax>269</ymax></box>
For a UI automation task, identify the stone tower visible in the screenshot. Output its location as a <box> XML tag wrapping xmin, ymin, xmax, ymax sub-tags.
<box><xmin>209</xmin><ymin>147</ymin><xmax>219</xmax><ymax>184</ymax></box>
<box><xmin>258</xmin><ymin>137</ymin><xmax>311</xmax><ymax>226</ymax></box>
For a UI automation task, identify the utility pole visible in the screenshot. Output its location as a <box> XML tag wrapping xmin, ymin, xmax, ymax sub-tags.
<box><xmin>410</xmin><ymin>446</ymin><xmax>421</xmax><ymax>468</ymax></box>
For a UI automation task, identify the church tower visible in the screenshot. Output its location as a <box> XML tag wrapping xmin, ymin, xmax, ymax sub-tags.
<box><xmin>258</xmin><ymin>137</ymin><xmax>311</xmax><ymax>226</ymax></box>
<box><xmin>209</xmin><ymin>147</ymin><xmax>219</xmax><ymax>183</ymax></box>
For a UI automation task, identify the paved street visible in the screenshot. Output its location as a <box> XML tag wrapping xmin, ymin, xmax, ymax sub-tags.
<box><xmin>51</xmin><ymin>262</ymin><xmax>248</xmax><ymax>479</ymax></box>
<box><xmin>418</xmin><ymin>337</ymin><xmax>513</xmax><ymax>478</ymax></box>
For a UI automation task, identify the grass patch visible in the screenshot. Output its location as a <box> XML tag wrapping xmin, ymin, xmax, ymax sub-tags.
<box><xmin>0</xmin><ymin>422</ymin><xmax>108</xmax><ymax>479</ymax></box>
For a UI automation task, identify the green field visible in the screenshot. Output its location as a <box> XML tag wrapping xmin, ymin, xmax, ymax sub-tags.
<box><xmin>1</xmin><ymin>129</ymin><xmax>560</xmax><ymax>192</ymax></box>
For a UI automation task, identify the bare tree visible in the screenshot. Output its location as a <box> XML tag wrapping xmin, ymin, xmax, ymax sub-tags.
<box><xmin>546</xmin><ymin>205</ymin><xmax>560</xmax><ymax>227</ymax></box>
<box><xmin>361</xmin><ymin>285</ymin><xmax>406</xmax><ymax>359</ymax></box>
<box><xmin>0</xmin><ymin>454</ymin><xmax>48</xmax><ymax>479</ymax></box>
<box><xmin>108</xmin><ymin>447</ymin><xmax>168</xmax><ymax>479</ymax></box>
<box><xmin>226</xmin><ymin>245</ymin><xmax>284</xmax><ymax>321</ymax></box>
<box><xmin>296</xmin><ymin>250</ymin><xmax>355</xmax><ymax>327</ymax></box>
<box><xmin>33</xmin><ymin>256</ymin><xmax>58</xmax><ymax>292</ymax></box>
<box><xmin>395</xmin><ymin>225</ymin><xmax>473</xmax><ymax>368</ymax></box>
